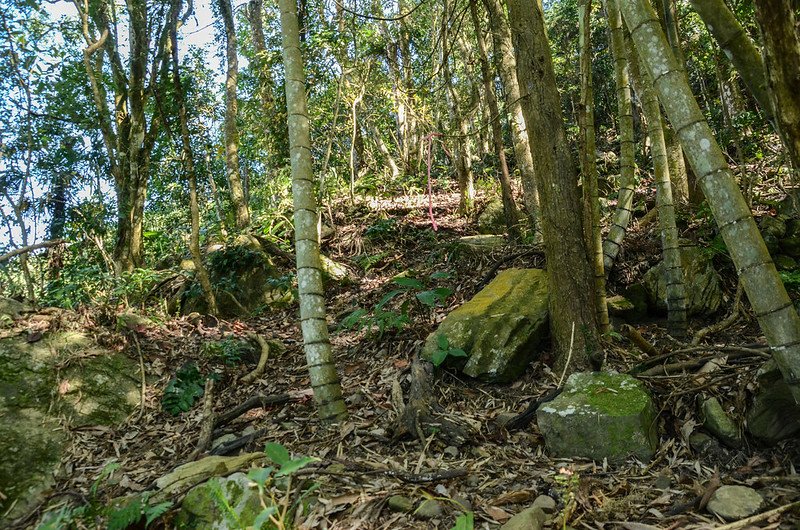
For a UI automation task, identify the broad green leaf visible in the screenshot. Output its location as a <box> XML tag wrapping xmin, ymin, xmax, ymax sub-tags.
<box><xmin>449</xmin><ymin>348</ymin><xmax>468</xmax><ymax>358</ymax></box>
<box><xmin>431</xmin><ymin>349</ymin><xmax>448</xmax><ymax>367</ymax></box>
<box><xmin>430</xmin><ymin>271</ymin><xmax>452</xmax><ymax>280</ymax></box>
<box><xmin>376</xmin><ymin>289</ymin><xmax>404</xmax><ymax>309</ymax></box>
<box><xmin>276</xmin><ymin>456</ymin><xmax>319</xmax><ymax>477</ymax></box>
<box><xmin>264</xmin><ymin>442</ymin><xmax>290</xmax><ymax>466</ymax></box>
<box><xmin>253</xmin><ymin>506</ymin><xmax>278</xmax><ymax>529</ymax></box>
<box><xmin>247</xmin><ymin>467</ymin><xmax>273</xmax><ymax>486</ymax></box>
<box><xmin>393</xmin><ymin>277</ymin><xmax>424</xmax><ymax>289</ymax></box>
<box><xmin>437</xmin><ymin>334</ymin><xmax>449</xmax><ymax>350</ymax></box>
<box><xmin>416</xmin><ymin>290</ymin><xmax>439</xmax><ymax>307</ymax></box>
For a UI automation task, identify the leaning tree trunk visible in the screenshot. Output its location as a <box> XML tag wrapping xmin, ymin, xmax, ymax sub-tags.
<box><xmin>626</xmin><ymin>23</ymin><xmax>687</xmax><ymax>336</ymax></box>
<box><xmin>601</xmin><ymin>0</ymin><xmax>636</xmax><ymax>274</ymax></box>
<box><xmin>688</xmin><ymin>0</ymin><xmax>774</xmax><ymax>128</ymax></box>
<box><xmin>482</xmin><ymin>0</ymin><xmax>541</xmax><ymax>231</ymax></box>
<box><xmin>170</xmin><ymin>1</ymin><xmax>218</xmax><ymax>316</ymax></box>
<box><xmin>507</xmin><ymin>0</ymin><xmax>600</xmax><ymax>372</ymax></box>
<box><xmin>279</xmin><ymin>0</ymin><xmax>347</xmax><ymax>421</ymax></box>
<box><xmin>620</xmin><ymin>0</ymin><xmax>800</xmax><ymax>403</ymax></box>
<box><xmin>754</xmin><ymin>0</ymin><xmax>800</xmax><ymax>176</ymax></box>
<box><xmin>469</xmin><ymin>0</ymin><xmax>520</xmax><ymax>239</ymax></box>
<box><xmin>579</xmin><ymin>0</ymin><xmax>609</xmax><ymax>332</ymax></box>
<box><xmin>218</xmin><ymin>0</ymin><xmax>250</xmax><ymax>229</ymax></box>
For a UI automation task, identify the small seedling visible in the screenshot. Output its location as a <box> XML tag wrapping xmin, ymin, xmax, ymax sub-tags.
<box><xmin>431</xmin><ymin>334</ymin><xmax>468</xmax><ymax>367</ymax></box>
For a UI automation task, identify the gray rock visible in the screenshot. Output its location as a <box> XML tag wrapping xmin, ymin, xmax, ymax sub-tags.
<box><xmin>760</xmin><ymin>215</ymin><xmax>788</xmax><ymax>239</ymax></box>
<box><xmin>1</xmin><ymin>331</ymin><xmax>140</xmax><ymax>521</ymax></box>
<box><xmin>414</xmin><ymin>499</ymin><xmax>443</xmax><ymax>519</ymax></box>
<box><xmin>606</xmin><ymin>295</ymin><xmax>635</xmax><ymax>318</ymax></box>
<box><xmin>707</xmin><ymin>485</ymin><xmax>763</xmax><ymax>521</ymax></box>
<box><xmin>780</xmin><ymin>236</ymin><xmax>800</xmax><ymax>258</ymax></box>
<box><xmin>500</xmin><ymin>506</ymin><xmax>546</xmax><ymax>530</ymax></box>
<box><xmin>444</xmin><ymin>445</ymin><xmax>459</xmax><ymax>458</ymax></box>
<box><xmin>455</xmin><ymin>235</ymin><xmax>506</xmax><ymax>254</ymax></box>
<box><xmin>532</xmin><ymin>495</ymin><xmax>557</xmax><ymax>513</ymax></box>
<box><xmin>387</xmin><ymin>495</ymin><xmax>414</xmax><ymax>513</ymax></box>
<box><xmin>422</xmin><ymin>269</ymin><xmax>548</xmax><ymax>382</ymax></box>
<box><xmin>536</xmin><ymin>372</ymin><xmax>658</xmax><ymax>463</ymax></box>
<box><xmin>453</xmin><ymin>495</ymin><xmax>472</xmax><ymax>512</ymax></box>
<box><xmin>774</xmin><ymin>254</ymin><xmax>797</xmax><ymax>270</ymax></box>
<box><xmin>0</xmin><ymin>297</ymin><xmax>33</xmax><ymax>320</ymax></box>
<box><xmin>622</xmin><ymin>284</ymin><xmax>649</xmax><ymax>319</ymax></box>
<box><xmin>320</xmin><ymin>254</ymin><xmax>353</xmax><ymax>284</ymax></box>
<box><xmin>643</xmin><ymin>245</ymin><xmax>722</xmax><ymax>316</ymax></box>
<box><xmin>701</xmin><ymin>398</ymin><xmax>741</xmax><ymax>447</ymax></box>
<box><xmin>477</xmin><ymin>199</ymin><xmax>506</xmax><ymax>234</ymax></box>
<box><xmin>177</xmin><ymin>472</ymin><xmax>270</xmax><ymax>529</ymax></box>
<box><xmin>211</xmin><ymin>434</ymin><xmax>237</xmax><ymax>449</ymax></box>
<box><xmin>777</xmin><ymin>190</ymin><xmax>800</xmax><ymax>216</ymax></box>
<box><xmin>746</xmin><ymin>361</ymin><xmax>800</xmax><ymax>443</ymax></box>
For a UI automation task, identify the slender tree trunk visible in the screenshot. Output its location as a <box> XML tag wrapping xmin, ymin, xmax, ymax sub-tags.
<box><xmin>218</xmin><ymin>0</ymin><xmax>250</xmax><ymax>229</ymax></box>
<box><xmin>621</xmin><ymin>0</ymin><xmax>800</xmax><ymax>403</ymax></box>
<box><xmin>170</xmin><ymin>0</ymin><xmax>218</xmax><ymax>315</ymax></box>
<box><xmin>507</xmin><ymin>0</ymin><xmax>600</xmax><ymax>372</ymax></box>
<box><xmin>754</xmin><ymin>0</ymin><xmax>800</xmax><ymax>176</ymax></box>
<box><xmin>482</xmin><ymin>0</ymin><xmax>541</xmax><ymax>231</ymax></box>
<box><xmin>369</xmin><ymin>123</ymin><xmax>402</xmax><ymax>180</ymax></box>
<box><xmin>278</xmin><ymin>0</ymin><xmax>347</xmax><ymax>421</ymax></box>
<box><xmin>602</xmin><ymin>0</ymin><xmax>636</xmax><ymax>274</ymax></box>
<box><xmin>688</xmin><ymin>0</ymin><xmax>774</xmax><ymax>127</ymax></box>
<box><xmin>579</xmin><ymin>0</ymin><xmax>609</xmax><ymax>333</ymax></box>
<box><xmin>626</xmin><ymin>26</ymin><xmax>687</xmax><ymax>336</ymax></box>
<box><xmin>469</xmin><ymin>0</ymin><xmax>520</xmax><ymax>239</ymax></box>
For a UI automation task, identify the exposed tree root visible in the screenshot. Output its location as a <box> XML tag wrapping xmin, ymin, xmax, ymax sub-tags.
<box><xmin>392</xmin><ymin>355</ymin><xmax>471</xmax><ymax>447</ymax></box>
<box><xmin>213</xmin><ymin>393</ymin><xmax>293</xmax><ymax>431</ymax></box>
<box><xmin>187</xmin><ymin>379</ymin><xmax>216</xmax><ymax>461</ymax></box>
<box><xmin>240</xmin><ymin>333</ymin><xmax>270</xmax><ymax>384</ymax></box>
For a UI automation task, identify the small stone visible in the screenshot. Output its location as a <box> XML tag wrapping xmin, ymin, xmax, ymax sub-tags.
<box><xmin>346</xmin><ymin>392</ymin><xmax>364</xmax><ymax>406</ymax></box>
<box><xmin>387</xmin><ymin>495</ymin><xmax>414</xmax><ymax>513</ymax></box>
<box><xmin>654</xmin><ymin>474</ymin><xmax>672</xmax><ymax>490</ymax></box>
<box><xmin>701</xmin><ymin>397</ymin><xmax>741</xmax><ymax>447</ymax></box>
<box><xmin>414</xmin><ymin>499</ymin><xmax>443</xmax><ymax>519</ymax></box>
<box><xmin>453</xmin><ymin>495</ymin><xmax>471</xmax><ymax>512</ymax></box>
<box><xmin>532</xmin><ymin>495</ymin><xmax>557</xmax><ymax>513</ymax></box>
<box><xmin>707</xmin><ymin>485</ymin><xmax>763</xmax><ymax>521</ymax></box>
<box><xmin>211</xmin><ymin>434</ymin><xmax>237</xmax><ymax>449</ymax></box>
<box><xmin>500</xmin><ymin>506</ymin><xmax>545</xmax><ymax>530</ymax></box>
<box><xmin>369</xmin><ymin>428</ymin><xmax>387</xmax><ymax>438</ymax></box>
<box><xmin>496</xmin><ymin>412</ymin><xmax>519</xmax><ymax>427</ymax></box>
<box><xmin>444</xmin><ymin>446</ymin><xmax>459</xmax><ymax>458</ymax></box>
<box><xmin>241</xmin><ymin>425</ymin><xmax>257</xmax><ymax>437</ymax></box>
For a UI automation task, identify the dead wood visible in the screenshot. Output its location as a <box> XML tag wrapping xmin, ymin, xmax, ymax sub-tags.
<box><xmin>692</xmin><ymin>281</ymin><xmax>744</xmax><ymax>345</ymax></box>
<box><xmin>713</xmin><ymin>500</ymin><xmax>800</xmax><ymax>530</ymax></box>
<box><xmin>503</xmin><ymin>386</ymin><xmax>563</xmax><ymax>431</ymax></box>
<box><xmin>621</xmin><ymin>324</ymin><xmax>659</xmax><ymax>356</ymax></box>
<box><xmin>213</xmin><ymin>393</ymin><xmax>292</xmax><ymax>430</ymax></box>
<box><xmin>393</xmin><ymin>355</ymin><xmax>471</xmax><ymax>446</ymax></box>
<box><xmin>251</xmin><ymin>233</ymin><xmax>296</xmax><ymax>267</ymax></box>
<box><xmin>187</xmin><ymin>379</ymin><xmax>216</xmax><ymax>461</ymax></box>
<box><xmin>210</xmin><ymin>427</ymin><xmax>269</xmax><ymax>456</ymax></box>
<box><xmin>0</xmin><ymin>239</ymin><xmax>65</xmax><ymax>264</ymax></box>
<box><xmin>240</xmin><ymin>333</ymin><xmax>270</xmax><ymax>384</ymax></box>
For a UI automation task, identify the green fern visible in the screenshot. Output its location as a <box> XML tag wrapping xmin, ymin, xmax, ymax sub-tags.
<box><xmin>161</xmin><ymin>363</ymin><xmax>205</xmax><ymax>416</ymax></box>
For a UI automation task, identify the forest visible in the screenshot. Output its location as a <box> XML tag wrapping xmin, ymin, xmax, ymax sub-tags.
<box><xmin>1</xmin><ymin>0</ymin><xmax>800</xmax><ymax>527</ymax></box>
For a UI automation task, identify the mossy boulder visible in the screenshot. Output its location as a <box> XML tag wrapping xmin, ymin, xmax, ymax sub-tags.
<box><xmin>0</xmin><ymin>331</ymin><xmax>140</xmax><ymax>520</ymax></box>
<box><xmin>746</xmin><ymin>360</ymin><xmax>800</xmax><ymax>443</ymax></box>
<box><xmin>643</xmin><ymin>246</ymin><xmax>722</xmax><ymax>316</ymax></box>
<box><xmin>177</xmin><ymin>472</ymin><xmax>272</xmax><ymax>529</ymax></box>
<box><xmin>700</xmin><ymin>397</ymin><xmax>741</xmax><ymax>448</ymax></box>
<box><xmin>477</xmin><ymin>198</ymin><xmax>506</xmax><ymax>234</ymax></box>
<box><xmin>422</xmin><ymin>268</ymin><xmax>548</xmax><ymax>382</ymax></box>
<box><xmin>183</xmin><ymin>244</ymin><xmax>294</xmax><ymax>317</ymax></box>
<box><xmin>454</xmin><ymin>235</ymin><xmax>506</xmax><ymax>255</ymax></box>
<box><xmin>536</xmin><ymin>372</ymin><xmax>658</xmax><ymax>462</ymax></box>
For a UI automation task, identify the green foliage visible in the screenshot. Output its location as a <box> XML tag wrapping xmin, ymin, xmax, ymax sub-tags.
<box><xmin>37</xmin><ymin>461</ymin><xmax>172</xmax><ymax>529</ymax></box>
<box><xmin>161</xmin><ymin>363</ymin><xmax>206</xmax><ymax>416</ymax></box>
<box><xmin>430</xmin><ymin>334</ymin><xmax>468</xmax><ymax>367</ymax></box>
<box><xmin>202</xmin><ymin>338</ymin><xmax>249</xmax><ymax>366</ymax></box>
<box><xmin>339</xmin><ymin>271</ymin><xmax>454</xmax><ymax>338</ymax></box>
<box><xmin>364</xmin><ymin>218</ymin><xmax>398</xmax><ymax>241</ymax></box>
<box><xmin>451</xmin><ymin>511</ymin><xmax>474</xmax><ymax>530</ymax></box>
<box><xmin>780</xmin><ymin>270</ymin><xmax>800</xmax><ymax>290</ymax></box>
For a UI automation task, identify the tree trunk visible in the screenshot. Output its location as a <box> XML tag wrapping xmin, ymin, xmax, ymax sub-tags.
<box><xmin>170</xmin><ymin>0</ymin><xmax>218</xmax><ymax>316</ymax></box>
<box><xmin>621</xmin><ymin>0</ymin><xmax>800</xmax><ymax>403</ymax></box>
<box><xmin>482</xmin><ymin>0</ymin><xmax>541</xmax><ymax>231</ymax></box>
<box><xmin>688</xmin><ymin>0</ymin><xmax>774</xmax><ymax>127</ymax></box>
<box><xmin>579</xmin><ymin>0</ymin><xmax>609</xmax><ymax>332</ymax></box>
<box><xmin>626</xmin><ymin>23</ymin><xmax>687</xmax><ymax>336</ymax></box>
<box><xmin>602</xmin><ymin>0</ymin><xmax>636</xmax><ymax>274</ymax></box>
<box><xmin>754</xmin><ymin>0</ymin><xmax>800</xmax><ymax>175</ymax></box>
<box><xmin>469</xmin><ymin>0</ymin><xmax>520</xmax><ymax>239</ymax></box>
<box><xmin>218</xmin><ymin>0</ymin><xmax>250</xmax><ymax>229</ymax></box>
<box><xmin>507</xmin><ymin>0</ymin><xmax>600</xmax><ymax>372</ymax></box>
<box><xmin>278</xmin><ymin>0</ymin><xmax>347</xmax><ymax>421</ymax></box>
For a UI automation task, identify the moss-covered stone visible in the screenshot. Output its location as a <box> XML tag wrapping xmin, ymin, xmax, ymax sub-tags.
<box><xmin>536</xmin><ymin>372</ymin><xmax>658</xmax><ymax>462</ymax></box>
<box><xmin>746</xmin><ymin>361</ymin><xmax>800</xmax><ymax>443</ymax></box>
<box><xmin>454</xmin><ymin>235</ymin><xmax>506</xmax><ymax>255</ymax></box>
<box><xmin>643</xmin><ymin>246</ymin><xmax>722</xmax><ymax>316</ymax></box>
<box><xmin>477</xmin><ymin>198</ymin><xmax>506</xmax><ymax>234</ymax></box>
<box><xmin>177</xmin><ymin>472</ymin><xmax>271</xmax><ymax>529</ymax></box>
<box><xmin>700</xmin><ymin>397</ymin><xmax>741</xmax><ymax>448</ymax></box>
<box><xmin>774</xmin><ymin>254</ymin><xmax>797</xmax><ymax>270</ymax></box>
<box><xmin>422</xmin><ymin>268</ymin><xmax>548</xmax><ymax>382</ymax></box>
<box><xmin>759</xmin><ymin>215</ymin><xmax>788</xmax><ymax>239</ymax></box>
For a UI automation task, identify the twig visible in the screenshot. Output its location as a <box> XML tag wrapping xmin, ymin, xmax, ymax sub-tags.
<box><xmin>132</xmin><ymin>334</ymin><xmax>147</xmax><ymax>422</ymax></box>
<box><xmin>697</xmin><ymin>472</ymin><xmax>720</xmax><ymax>511</ymax></box>
<box><xmin>712</xmin><ymin>500</ymin><xmax>800</xmax><ymax>530</ymax></box>
<box><xmin>240</xmin><ymin>333</ymin><xmax>270</xmax><ymax>384</ymax></box>
<box><xmin>558</xmin><ymin>321</ymin><xmax>576</xmax><ymax>387</ymax></box>
<box><xmin>187</xmin><ymin>378</ymin><xmax>215</xmax><ymax>461</ymax></box>
<box><xmin>213</xmin><ymin>394</ymin><xmax>293</xmax><ymax>430</ymax></box>
<box><xmin>504</xmin><ymin>387</ymin><xmax>564</xmax><ymax>431</ymax></box>
<box><xmin>692</xmin><ymin>281</ymin><xmax>744</xmax><ymax>345</ymax></box>
<box><xmin>638</xmin><ymin>349</ymin><xmax>769</xmax><ymax>377</ymax></box>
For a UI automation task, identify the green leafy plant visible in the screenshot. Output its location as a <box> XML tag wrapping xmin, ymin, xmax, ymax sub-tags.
<box><xmin>107</xmin><ymin>493</ymin><xmax>172</xmax><ymax>530</ymax></box>
<box><xmin>780</xmin><ymin>270</ymin><xmax>800</xmax><ymax>290</ymax></box>
<box><xmin>430</xmin><ymin>334</ymin><xmax>468</xmax><ymax>367</ymax></box>
<box><xmin>451</xmin><ymin>511</ymin><xmax>474</xmax><ymax>530</ymax></box>
<box><xmin>364</xmin><ymin>217</ymin><xmax>398</xmax><ymax>241</ymax></box>
<box><xmin>202</xmin><ymin>338</ymin><xmax>249</xmax><ymax>366</ymax></box>
<box><xmin>161</xmin><ymin>362</ymin><xmax>206</xmax><ymax>416</ymax></box>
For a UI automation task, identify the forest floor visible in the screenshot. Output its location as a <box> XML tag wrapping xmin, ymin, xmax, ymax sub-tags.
<box><xmin>14</xmin><ymin>187</ymin><xmax>800</xmax><ymax>529</ymax></box>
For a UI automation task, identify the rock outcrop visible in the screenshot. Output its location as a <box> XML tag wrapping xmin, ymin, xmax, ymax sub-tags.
<box><xmin>643</xmin><ymin>245</ymin><xmax>722</xmax><ymax>316</ymax></box>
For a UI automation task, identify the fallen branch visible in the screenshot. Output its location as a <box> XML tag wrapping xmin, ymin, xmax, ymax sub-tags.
<box><xmin>210</xmin><ymin>427</ymin><xmax>268</xmax><ymax>456</ymax></box>
<box><xmin>503</xmin><ymin>387</ymin><xmax>563</xmax><ymax>431</ymax></box>
<box><xmin>213</xmin><ymin>393</ymin><xmax>293</xmax><ymax>430</ymax></box>
<box><xmin>187</xmin><ymin>379</ymin><xmax>216</xmax><ymax>461</ymax></box>
<box><xmin>0</xmin><ymin>239</ymin><xmax>64</xmax><ymax>264</ymax></box>
<box><xmin>240</xmin><ymin>334</ymin><xmax>270</xmax><ymax>384</ymax></box>
<box><xmin>621</xmin><ymin>324</ymin><xmax>659</xmax><ymax>356</ymax></box>
<box><xmin>637</xmin><ymin>348</ymin><xmax>770</xmax><ymax>377</ymax></box>
<box><xmin>713</xmin><ymin>500</ymin><xmax>800</xmax><ymax>530</ymax></box>
<box><xmin>692</xmin><ymin>281</ymin><xmax>743</xmax><ymax>345</ymax></box>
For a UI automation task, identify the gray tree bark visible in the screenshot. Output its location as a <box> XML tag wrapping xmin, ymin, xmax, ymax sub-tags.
<box><xmin>507</xmin><ymin>0</ymin><xmax>600</xmax><ymax>371</ymax></box>
<box><xmin>621</xmin><ymin>0</ymin><xmax>800</xmax><ymax>402</ymax></box>
<box><xmin>279</xmin><ymin>0</ymin><xmax>348</xmax><ymax>421</ymax></box>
